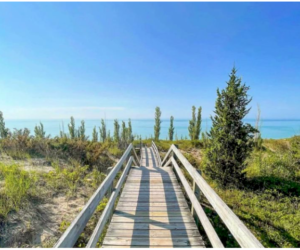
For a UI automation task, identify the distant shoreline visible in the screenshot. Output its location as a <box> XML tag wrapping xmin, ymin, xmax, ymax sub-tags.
<box><xmin>4</xmin><ymin>119</ymin><xmax>300</xmax><ymax>140</ymax></box>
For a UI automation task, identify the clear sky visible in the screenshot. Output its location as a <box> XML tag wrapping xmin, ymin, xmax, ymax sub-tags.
<box><xmin>0</xmin><ymin>2</ymin><xmax>300</xmax><ymax>120</ymax></box>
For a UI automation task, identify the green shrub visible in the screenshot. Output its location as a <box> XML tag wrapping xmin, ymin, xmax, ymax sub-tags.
<box><xmin>107</xmin><ymin>146</ymin><xmax>123</xmax><ymax>157</ymax></box>
<box><xmin>0</xmin><ymin>163</ymin><xmax>37</xmax><ymax>219</ymax></box>
<box><xmin>59</xmin><ymin>220</ymin><xmax>71</xmax><ymax>233</ymax></box>
<box><xmin>291</xmin><ymin>136</ymin><xmax>300</xmax><ymax>163</ymax></box>
<box><xmin>246</xmin><ymin>151</ymin><xmax>300</xmax><ymax>181</ymax></box>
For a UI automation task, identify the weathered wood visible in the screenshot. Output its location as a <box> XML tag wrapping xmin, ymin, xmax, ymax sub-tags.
<box><xmin>125</xmin><ymin>183</ymin><xmax>180</xmax><ymax>186</ymax></box>
<box><xmin>123</xmin><ymin>186</ymin><xmax>182</xmax><ymax>190</ymax></box>
<box><xmin>163</xmin><ymin>156</ymin><xmax>173</xmax><ymax>168</ymax></box>
<box><xmin>111</xmin><ymin>217</ymin><xmax>195</xmax><ymax>223</ymax></box>
<box><xmin>120</xmin><ymin>193</ymin><xmax>185</xmax><ymax>198</ymax></box>
<box><xmin>114</xmin><ymin>211</ymin><xmax>193</xmax><ymax>217</ymax></box>
<box><xmin>161</xmin><ymin>146</ymin><xmax>173</xmax><ymax>166</ymax></box>
<box><xmin>106</xmin><ymin>229</ymin><xmax>201</xmax><ymax>237</ymax></box>
<box><xmin>115</xmin><ymin>206</ymin><xmax>190</xmax><ymax>212</ymax></box>
<box><xmin>124</xmin><ymin>184</ymin><xmax>180</xmax><ymax>188</ymax></box>
<box><xmin>168</xmin><ymin>145</ymin><xmax>264</xmax><ymax>248</ymax></box>
<box><xmin>171</xmin><ymin>157</ymin><xmax>224</xmax><ymax>248</ymax></box>
<box><xmin>86</xmin><ymin>157</ymin><xmax>133</xmax><ymax>248</ymax></box>
<box><xmin>102</xmin><ymin>147</ymin><xmax>205</xmax><ymax>248</ymax></box>
<box><xmin>119</xmin><ymin>197</ymin><xmax>188</xmax><ymax>202</ymax></box>
<box><xmin>116</xmin><ymin>202</ymin><xmax>188</xmax><ymax>207</ymax></box>
<box><xmin>121</xmin><ymin>191</ymin><xmax>184</xmax><ymax>195</ymax></box>
<box><xmin>152</xmin><ymin>141</ymin><xmax>162</xmax><ymax>167</ymax></box>
<box><xmin>127</xmin><ymin>176</ymin><xmax>178</xmax><ymax>179</ymax></box>
<box><xmin>102</xmin><ymin>245</ymin><xmax>205</xmax><ymax>248</ymax></box>
<box><xmin>54</xmin><ymin>144</ymin><xmax>134</xmax><ymax>248</ymax></box>
<box><xmin>132</xmin><ymin>146</ymin><xmax>141</xmax><ymax>166</ymax></box>
<box><xmin>126</xmin><ymin>180</ymin><xmax>178</xmax><ymax>183</ymax></box>
<box><xmin>103</xmin><ymin>237</ymin><xmax>204</xmax><ymax>246</ymax></box>
<box><xmin>108</xmin><ymin>222</ymin><xmax>199</xmax><ymax>230</ymax></box>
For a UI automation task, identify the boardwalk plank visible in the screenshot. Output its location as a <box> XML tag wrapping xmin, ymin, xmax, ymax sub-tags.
<box><xmin>108</xmin><ymin>222</ymin><xmax>199</xmax><ymax>230</ymax></box>
<box><xmin>111</xmin><ymin>217</ymin><xmax>195</xmax><ymax>223</ymax></box>
<box><xmin>116</xmin><ymin>202</ymin><xmax>188</xmax><ymax>207</ymax></box>
<box><xmin>103</xmin><ymin>237</ymin><xmax>204</xmax><ymax>246</ymax></box>
<box><xmin>115</xmin><ymin>206</ymin><xmax>190</xmax><ymax>212</ymax></box>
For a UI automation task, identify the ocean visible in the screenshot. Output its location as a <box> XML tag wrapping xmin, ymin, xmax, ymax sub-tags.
<box><xmin>4</xmin><ymin>119</ymin><xmax>300</xmax><ymax>140</ymax></box>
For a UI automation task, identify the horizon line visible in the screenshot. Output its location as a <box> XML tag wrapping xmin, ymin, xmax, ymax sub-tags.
<box><xmin>5</xmin><ymin>118</ymin><xmax>300</xmax><ymax>121</ymax></box>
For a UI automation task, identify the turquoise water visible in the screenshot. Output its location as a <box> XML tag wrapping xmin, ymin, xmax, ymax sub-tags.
<box><xmin>4</xmin><ymin>119</ymin><xmax>300</xmax><ymax>140</ymax></box>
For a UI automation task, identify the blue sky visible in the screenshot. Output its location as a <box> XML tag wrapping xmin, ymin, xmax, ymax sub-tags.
<box><xmin>0</xmin><ymin>2</ymin><xmax>300</xmax><ymax>120</ymax></box>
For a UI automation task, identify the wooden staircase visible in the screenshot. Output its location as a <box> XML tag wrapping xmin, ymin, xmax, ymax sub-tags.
<box><xmin>102</xmin><ymin>147</ymin><xmax>205</xmax><ymax>247</ymax></box>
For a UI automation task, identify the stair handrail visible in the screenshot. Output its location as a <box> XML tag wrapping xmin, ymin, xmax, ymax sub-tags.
<box><xmin>162</xmin><ymin>144</ymin><xmax>264</xmax><ymax>248</ymax></box>
<box><xmin>55</xmin><ymin>144</ymin><xmax>139</xmax><ymax>248</ymax></box>
<box><xmin>86</xmin><ymin>156</ymin><xmax>134</xmax><ymax>247</ymax></box>
<box><xmin>151</xmin><ymin>140</ymin><xmax>162</xmax><ymax>167</ymax></box>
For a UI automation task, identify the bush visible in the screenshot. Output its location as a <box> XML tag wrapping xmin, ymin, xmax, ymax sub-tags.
<box><xmin>291</xmin><ymin>136</ymin><xmax>300</xmax><ymax>163</ymax></box>
<box><xmin>0</xmin><ymin>163</ymin><xmax>37</xmax><ymax>219</ymax></box>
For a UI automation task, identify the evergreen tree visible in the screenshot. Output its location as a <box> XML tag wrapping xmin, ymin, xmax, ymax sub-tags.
<box><xmin>0</xmin><ymin>111</ymin><xmax>9</xmax><ymax>138</ymax></box>
<box><xmin>34</xmin><ymin>122</ymin><xmax>46</xmax><ymax>139</ymax></box>
<box><xmin>99</xmin><ymin>119</ymin><xmax>107</xmax><ymax>142</ymax></box>
<box><xmin>154</xmin><ymin>107</ymin><xmax>161</xmax><ymax>141</ymax></box>
<box><xmin>121</xmin><ymin>121</ymin><xmax>127</xmax><ymax>148</ymax></box>
<box><xmin>195</xmin><ymin>107</ymin><xmax>202</xmax><ymax>140</ymax></box>
<box><xmin>79</xmin><ymin>120</ymin><xmax>87</xmax><ymax>141</ymax></box>
<box><xmin>107</xmin><ymin>130</ymin><xmax>111</xmax><ymax>142</ymax></box>
<box><xmin>204</xmin><ymin>67</ymin><xmax>257</xmax><ymax>187</ymax></box>
<box><xmin>92</xmin><ymin>126</ymin><xmax>98</xmax><ymax>142</ymax></box>
<box><xmin>68</xmin><ymin>116</ymin><xmax>76</xmax><ymax>139</ymax></box>
<box><xmin>59</xmin><ymin>121</ymin><xmax>67</xmax><ymax>139</ymax></box>
<box><xmin>128</xmin><ymin>119</ymin><xmax>133</xmax><ymax>143</ymax></box>
<box><xmin>188</xmin><ymin>106</ymin><xmax>202</xmax><ymax>140</ymax></box>
<box><xmin>113</xmin><ymin>119</ymin><xmax>120</xmax><ymax>143</ymax></box>
<box><xmin>188</xmin><ymin>106</ymin><xmax>196</xmax><ymax>140</ymax></box>
<box><xmin>168</xmin><ymin>116</ymin><xmax>175</xmax><ymax>141</ymax></box>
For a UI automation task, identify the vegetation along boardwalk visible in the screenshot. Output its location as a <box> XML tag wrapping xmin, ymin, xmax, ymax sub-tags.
<box><xmin>55</xmin><ymin>142</ymin><xmax>263</xmax><ymax>248</ymax></box>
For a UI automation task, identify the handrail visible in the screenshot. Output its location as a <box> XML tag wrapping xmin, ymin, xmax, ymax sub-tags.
<box><xmin>163</xmin><ymin>144</ymin><xmax>264</xmax><ymax>248</ymax></box>
<box><xmin>171</xmin><ymin>157</ymin><xmax>224</xmax><ymax>248</ymax></box>
<box><xmin>86</xmin><ymin>156</ymin><xmax>133</xmax><ymax>247</ymax></box>
<box><xmin>151</xmin><ymin>141</ymin><xmax>162</xmax><ymax>167</ymax></box>
<box><xmin>55</xmin><ymin>144</ymin><xmax>139</xmax><ymax>248</ymax></box>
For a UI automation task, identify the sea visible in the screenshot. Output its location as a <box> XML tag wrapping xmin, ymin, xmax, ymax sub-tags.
<box><xmin>4</xmin><ymin>119</ymin><xmax>300</xmax><ymax>140</ymax></box>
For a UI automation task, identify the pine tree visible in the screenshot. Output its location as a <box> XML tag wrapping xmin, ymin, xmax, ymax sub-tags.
<box><xmin>0</xmin><ymin>111</ymin><xmax>9</xmax><ymax>138</ymax></box>
<box><xmin>204</xmin><ymin>67</ymin><xmax>257</xmax><ymax>187</ymax></box>
<box><xmin>34</xmin><ymin>122</ymin><xmax>46</xmax><ymax>139</ymax></box>
<box><xmin>79</xmin><ymin>120</ymin><xmax>87</xmax><ymax>141</ymax></box>
<box><xmin>188</xmin><ymin>106</ymin><xmax>196</xmax><ymax>140</ymax></box>
<box><xmin>59</xmin><ymin>121</ymin><xmax>67</xmax><ymax>139</ymax></box>
<box><xmin>92</xmin><ymin>126</ymin><xmax>98</xmax><ymax>142</ymax></box>
<box><xmin>99</xmin><ymin>119</ymin><xmax>107</xmax><ymax>142</ymax></box>
<box><xmin>168</xmin><ymin>116</ymin><xmax>175</xmax><ymax>141</ymax></box>
<box><xmin>113</xmin><ymin>119</ymin><xmax>120</xmax><ymax>143</ymax></box>
<box><xmin>107</xmin><ymin>130</ymin><xmax>111</xmax><ymax>142</ymax></box>
<box><xmin>68</xmin><ymin>116</ymin><xmax>76</xmax><ymax>139</ymax></box>
<box><xmin>154</xmin><ymin>107</ymin><xmax>161</xmax><ymax>141</ymax></box>
<box><xmin>195</xmin><ymin>107</ymin><xmax>202</xmax><ymax>140</ymax></box>
<box><xmin>121</xmin><ymin>121</ymin><xmax>127</xmax><ymax>148</ymax></box>
<box><xmin>128</xmin><ymin>119</ymin><xmax>133</xmax><ymax>143</ymax></box>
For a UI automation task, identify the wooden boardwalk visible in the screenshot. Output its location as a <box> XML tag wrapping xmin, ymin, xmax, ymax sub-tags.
<box><xmin>102</xmin><ymin>147</ymin><xmax>205</xmax><ymax>248</ymax></box>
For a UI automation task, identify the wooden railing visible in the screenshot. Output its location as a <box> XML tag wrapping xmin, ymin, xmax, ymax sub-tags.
<box><xmin>160</xmin><ymin>144</ymin><xmax>264</xmax><ymax>248</ymax></box>
<box><xmin>151</xmin><ymin>141</ymin><xmax>162</xmax><ymax>167</ymax></box>
<box><xmin>54</xmin><ymin>144</ymin><xmax>140</xmax><ymax>248</ymax></box>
